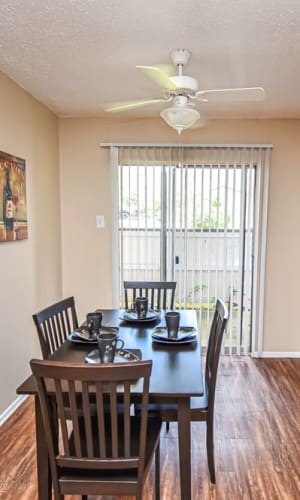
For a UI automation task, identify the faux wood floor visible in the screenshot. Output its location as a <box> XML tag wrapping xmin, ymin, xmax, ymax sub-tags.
<box><xmin>1</xmin><ymin>357</ymin><xmax>299</xmax><ymax>500</ymax></box>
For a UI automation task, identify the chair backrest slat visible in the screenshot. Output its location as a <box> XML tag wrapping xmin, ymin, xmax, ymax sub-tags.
<box><xmin>51</xmin><ymin>316</ymin><xmax>60</xmax><ymax>351</ymax></box>
<box><xmin>62</xmin><ymin>309</ymin><xmax>71</xmax><ymax>338</ymax></box>
<box><xmin>55</xmin><ymin>379</ymin><xmax>70</xmax><ymax>455</ymax></box>
<box><xmin>124</xmin><ymin>281</ymin><xmax>176</xmax><ymax>310</ymax></box>
<box><xmin>110</xmin><ymin>383</ymin><xmax>119</xmax><ymax>458</ymax></box>
<box><xmin>33</xmin><ymin>297</ymin><xmax>78</xmax><ymax>358</ymax></box>
<box><xmin>138</xmin><ymin>375</ymin><xmax>150</xmax><ymax>472</ymax></box>
<box><xmin>68</xmin><ymin>379</ymin><xmax>82</xmax><ymax>457</ymax></box>
<box><xmin>82</xmin><ymin>381</ymin><xmax>93</xmax><ymax>458</ymax></box>
<box><xmin>205</xmin><ymin>299</ymin><xmax>228</xmax><ymax>407</ymax></box>
<box><xmin>96</xmin><ymin>384</ymin><xmax>106</xmax><ymax>458</ymax></box>
<box><xmin>124</xmin><ymin>382</ymin><xmax>131</xmax><ymax>458</ymax></box>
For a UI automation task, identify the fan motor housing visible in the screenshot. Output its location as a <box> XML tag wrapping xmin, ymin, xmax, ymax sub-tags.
<box><xmin>169</xmin><ymin>75</ymin><xmax>198</xmax><ymax>93</ymax></box>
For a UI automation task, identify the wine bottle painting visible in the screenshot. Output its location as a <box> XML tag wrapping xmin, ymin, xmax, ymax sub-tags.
<box><xmin>0</xmin><ymin>151</ymin><xmax>28</xmax><ymax>242</ymax></box>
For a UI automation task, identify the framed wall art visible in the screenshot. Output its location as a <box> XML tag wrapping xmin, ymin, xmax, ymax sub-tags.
<box><xmin>0</xmin><ymin>151</ymin><xmax>28</xmax><ymax>242</ymax></box>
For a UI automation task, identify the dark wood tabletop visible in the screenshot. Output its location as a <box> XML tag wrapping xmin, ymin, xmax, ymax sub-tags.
<box><xmin>17</xmin><ymin>308</ymin><xmax>203</xmax><ymax>500</ymax></box>
<box><xmin>18</xmin><ymin>309</ymin><xmax>203</xmax><ymax>398</ymax></box>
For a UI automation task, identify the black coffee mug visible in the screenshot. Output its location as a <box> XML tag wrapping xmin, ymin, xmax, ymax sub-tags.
<box><xmin>87</xmin><ymin>311</ymin><xmax>102</xmax><ymax>337</ymax></box>
<box><xmin>165</xmin><ymin>311</ymin><xmax>180</xmax><ymax>339</ymax></box>
<box><xmin>98</xmin><ymin>332</ymin><xmax>125</xmax><ymax>363</ymax></box>
<box><xmin>135</xmin><ymin>296</ymin><xmax>148</xmax><ymax>319</ymax></box>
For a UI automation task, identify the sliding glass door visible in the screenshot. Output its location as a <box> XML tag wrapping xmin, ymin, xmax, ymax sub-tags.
<box><xmin>109</xmin><ymin>145</ymin><xmax>271</xmax><ymax>355</ymax></box>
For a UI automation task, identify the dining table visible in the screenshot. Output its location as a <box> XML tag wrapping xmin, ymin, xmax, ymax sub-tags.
<box><xmin>17</xmin><ymin>308</ymin><xmax>203</xmax><ymax>500</ymax></box>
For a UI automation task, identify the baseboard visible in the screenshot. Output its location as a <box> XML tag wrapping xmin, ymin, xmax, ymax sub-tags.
<box><xmin>252</xmin><ymin>351</ymin><xmax>300</xmax><ymax>358</ymax></box>
<box><xmin>0</xmin><ymin>395</ymin><xmax>28</xmax><ymax>427</ymax></box>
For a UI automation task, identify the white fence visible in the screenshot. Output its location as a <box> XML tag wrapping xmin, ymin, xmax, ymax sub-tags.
<box><xmin>120</xmin><ymin>229</ymin><xmax>242</xmax><ymax>305</ymax></box>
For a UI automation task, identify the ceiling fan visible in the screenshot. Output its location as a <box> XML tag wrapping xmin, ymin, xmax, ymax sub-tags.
<box><xmin>104</xmin><ymin>49</ymin><xmax>265</xmax><ymax>134</ymax></box>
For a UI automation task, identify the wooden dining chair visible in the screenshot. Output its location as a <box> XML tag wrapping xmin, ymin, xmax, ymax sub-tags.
<box><xmin>30</xmin><ymin>359</ymin><xmax>162</xmax><ymax>500</ymax></box>
<box><xmin>145</xmin><ymin>298</ymin><xmax>228</xmax><ymax>483</ymax></box>
<box><xmin>33</xmin><ymin>296</ymin><xmax>78</xmax><ymax>359</ymax></box>
<box><xmin>124</xmin><ymin>281</ymin><xmax>176</xmax><ymax>310</ymax></box>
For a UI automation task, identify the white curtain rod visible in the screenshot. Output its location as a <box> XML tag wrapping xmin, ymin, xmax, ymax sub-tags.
<box><xmin>100</xmin><ymin>143</ymin><xmax>273</xmax><ymax>149</ymax></box>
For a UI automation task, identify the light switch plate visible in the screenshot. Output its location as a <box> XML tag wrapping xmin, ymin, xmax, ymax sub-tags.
<box><xmin>96</xmin><ymin>215</ymin><xmax>105</xmax><ymax>228</ymax></box>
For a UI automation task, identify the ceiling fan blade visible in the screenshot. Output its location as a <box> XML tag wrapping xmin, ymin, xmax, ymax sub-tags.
<box><xmin>196</xmin><ymin>87</ymin><xmax>265</xmax><ymax>102</ymax></box>
<box><xmin>155</xmin><ymin>64</ymin><xmax>175</xmax><ymax>77</ymax></box>
<box><xmin>137</xmin><ymin>65</ymin><xmax>177</xmax><ymax>90</ymax></box>
<box><xmin>104</xmin><ymin>98</ymin><xmax>166</xmax><ymax>112</ymax></box>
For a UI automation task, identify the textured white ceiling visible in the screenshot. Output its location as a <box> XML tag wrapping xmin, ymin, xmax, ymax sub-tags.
<box><xmin>1</xmin><ymin>0</ymin><xmax>300</xmax><ymax>120</ymax></box>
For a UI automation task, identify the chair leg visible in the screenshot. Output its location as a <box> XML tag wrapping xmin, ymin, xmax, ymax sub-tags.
<box><xmin>166</xmin><ymin>421</ymin><xmax>170</xmax><ymax>432</ymax></box>
<box><xmin>155</xmin><ymin>440</ymin><xmax>160</xmax><ymax>500</ymax></box>
<box><xmin>206</xmin><ymin>418</ymin><xmax>216</xmax><ymax>483</ymax></box>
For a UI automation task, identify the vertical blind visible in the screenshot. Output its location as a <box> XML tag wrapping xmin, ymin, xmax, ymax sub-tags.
<box><xmin>104</xmin><ymin>143</ymin><xmax>271</xmax><ymax>355</ymax></box>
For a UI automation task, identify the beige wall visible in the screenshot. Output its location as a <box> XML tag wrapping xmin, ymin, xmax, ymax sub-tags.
<box><xmin>59</xmin><ymin>117</ymin><xmax>300</xmax><ymax>354</ymax></box>
<box><xmin>1</xmin><ymin>72</ymin><xmax>298</xmax><ymax>415</ymax></box>
<box><xmin>0</xmin><ymin>72</ymin><xmax>61</xmax><ymax>414</ymax></box>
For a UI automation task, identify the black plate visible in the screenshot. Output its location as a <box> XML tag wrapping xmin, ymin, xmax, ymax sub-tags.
<box><xmin>84</xmin><ymin>348</ymin><xmax>142</xmax><ymax>364</ymax></box>
<box><xmin>120</xmin><ymin>309</ymin><xmax>161</xmax><ymax>323</ymax></box>
<box><xmin>152</xmin><ymin>326</ymin><xmax>198</xmax><ymax>344</ymax></box>
<box><xmin>68</xmin><ymin>326</ymin><xmax>119</xmax><ymax>344</ymax></box>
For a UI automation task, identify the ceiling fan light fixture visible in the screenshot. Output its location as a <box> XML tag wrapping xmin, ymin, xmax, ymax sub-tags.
<box><xmin>160</xmin><ymin>105</ymin><xmax>200</xmax><ymax>134</ymax></box>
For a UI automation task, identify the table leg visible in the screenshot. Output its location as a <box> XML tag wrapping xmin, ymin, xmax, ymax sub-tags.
<box><xmin>177</xmin><ymin>398</ymin><xmax>191</xmax><ymax>500</ymax></box>
<box><xmin>34</xmin><ymin>395</ymin><xmax>52</xmax><ymax>500</ymax></box>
